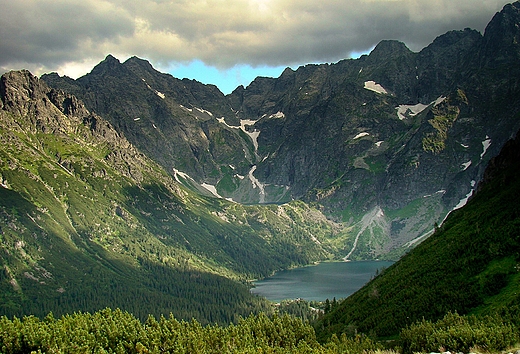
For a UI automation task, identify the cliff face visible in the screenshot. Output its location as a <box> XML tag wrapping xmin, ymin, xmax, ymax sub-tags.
<box><xmin>43</xmin><ymin>56</ymin><xmax>252</xmax><ymax>189</ymax></box>
<box><xmin>42</xmin><ymin>2</ymin><xmax>520</xmax><ymax>258</ymax></box>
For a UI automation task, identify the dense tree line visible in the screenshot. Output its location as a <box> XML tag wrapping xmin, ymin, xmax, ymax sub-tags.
<box><xmin>0</xmin><ymin>308</ymin><xmax>518</xmax><ymax>353</ymax></box>
<box><xmin>0</xmin><ymin>308</ymin><xmax>381</xmax><ymax>354</ymax></box>
<box><xmin>400</xmin><ymin>312</ymin><xmax>518</xmax><ymax>353</ymax></box>
<box><xmin>0</xmin><ymin>256</ymin><xmax>273</xmax><ymax>325</ymax></box>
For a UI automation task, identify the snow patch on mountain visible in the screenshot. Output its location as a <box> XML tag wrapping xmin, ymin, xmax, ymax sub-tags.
<box><xmin>453</xmin><ymin>180</ymin><xmax>476</xmax><ymax>210</ymax></box>
<box><xmin>434</xmin><ymin>96</ymin><xmax>446</xmax><ymax>106</ymax></box>
<box><xmin>364</xmin><ymin>81</ymin><xmax>388</xmax><ymax>94</ymax></box>
<box><xmin>396</xmin><ymin>103</ymin><xmax>429</xmax><ymax>120</ymax></box>
<box><xmin>269</xmin><ymin>111</ymin><xmax>285</xmax><ymax>119</ymax></box>
<box><xmin>423</xmin><ymin>190</ymin><xmax>446</xmax><ymax>198</ymax></box>
<box><xmin>395</xmin><ymin>95</ymin><xmax>444</xmax><ymax>121</ymax></box>
<box><xmin>217</xmin><ymin>117</ymin><xmax>229</xmax><ymax>125</ymax></box>
<box><xmin>461</xmin><ymin>161</ymin><xmax>472</xmax><ymax>170</ymax></box>
<box><xmin>217</xmin><ymin>117</ymin><xmax>261</xmax><ymax>152</ymax></box>
<box><xmin>195</xmin><ymin>107</ymin><xmax>213</xmax><ymax>116</ymax></box>
<box><xmin>173</xmin><ymin>168</ymin><xmax>193</xmax><ymax>183</ymax></box>
<box><xmin>174</xmin><ymin>168</ymin><xmax>235</xmax><ymax>201</ymax></box>
<box><xmin>142</xmin><ymin>78</ymin><xmax>165</xmax><ymax>99</ymax></box>
<box><xmin>201</xmin><ymin>183</ymin><xmax>221</xmax><ymax>198</ymax></box>
<box><xmin>353</xmin><ymin>132</ymin><xmax>370</xmax><ymax>139</ymax></box>
<box><xmin>481</xmin><ymin>136</ymin><xmax>491</xmax><ymax>159</ymax></box>
<box><xmin>248</xmin><ymin>165</ymin><xmax>266</xmax><ymax>203</ymax></box>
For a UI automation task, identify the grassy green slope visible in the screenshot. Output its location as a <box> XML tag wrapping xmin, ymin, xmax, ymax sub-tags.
<box><xmin>0</xmin><ymin>71</ymin><xmax>347</xmax><ymax>322</ymax></box>
<box><xmin>0</xmin><ymin>110</ymin><xmax>268</xmax><ymax>323</ymax></box>
<box><xmin>315</xmin><ymin>133</ymin><xmax>520</xmax><ymax>340</ymax></box>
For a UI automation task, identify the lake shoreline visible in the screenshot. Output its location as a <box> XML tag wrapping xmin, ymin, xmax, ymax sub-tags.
<box><xmin>250</xmin><ymin>259</ymin><xmax>391</xmax><ymax>283</ymax></box>
<box><xmin>251</xmin><ymin>260</ymin><xmax>394</xmax><ymax>302</ymax></box>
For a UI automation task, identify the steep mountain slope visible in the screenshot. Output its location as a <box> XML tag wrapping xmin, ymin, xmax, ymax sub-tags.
<box><xmin>0</xmin><ymin>70</ymin><xmax>347</xmax><ymax>321</ymax></box>
<box><xmin>42</xmin><ymin>56</ymin><xmax>268</xmax><ymax>204</ymax></box>
<box><xmin>314</xmin><ymin>130</ymin><xmax>520</xmax><ymax>339</ymax></box>
<box><xmin>43</xmin><ymin>2</ymin><xmax>520</xmax><ymax>259</ymax></box>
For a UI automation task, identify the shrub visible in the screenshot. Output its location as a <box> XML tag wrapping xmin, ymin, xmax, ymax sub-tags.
<box><xmin>400</xmin><ymin>312</ymin><xmax>518</xmax><ymax>354</ymax></box>
<box><xmin>324</xmin><ymin>333</ymin><xmax>383</xmax><ymax>353</ymax></box>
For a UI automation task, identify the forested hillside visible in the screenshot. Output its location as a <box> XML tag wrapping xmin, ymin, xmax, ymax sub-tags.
<box><xmin>315</xmin><ymin>131</ymin><xmax>520</xmax><ymax>340</ymax></box>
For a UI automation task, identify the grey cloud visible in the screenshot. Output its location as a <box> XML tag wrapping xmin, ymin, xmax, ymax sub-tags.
<box><xmin>0</xmin><ymin>0</ymin><xmax>134</xmax><ymax>69</ymax></box>
<box><xmin>0</xmin><ymin>0</ymin><xmax>512</xmax><ymax>76</ymax></box>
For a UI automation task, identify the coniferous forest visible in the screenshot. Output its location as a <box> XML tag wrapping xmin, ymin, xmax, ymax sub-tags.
<box><xmin>0</xmin><ymin>309</ymin><xmax>518</xmax><ymax>353</ymax></box>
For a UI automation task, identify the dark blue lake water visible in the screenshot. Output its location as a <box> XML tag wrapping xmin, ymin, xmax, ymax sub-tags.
<box><xmin>251</xmin><ymin>261</ymin><xmax>393</xmax><ymax>302</ymax></box>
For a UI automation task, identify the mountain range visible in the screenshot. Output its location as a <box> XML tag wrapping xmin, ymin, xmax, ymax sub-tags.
<box><xmin>43</xmin><ymin>1</ymin><xmax>520</xmax><ymax>259</ymax></box>
<box><xmin>1</xmin><ymin>1</ymin><xmax>519</xmax><ymax>324</ymax></box>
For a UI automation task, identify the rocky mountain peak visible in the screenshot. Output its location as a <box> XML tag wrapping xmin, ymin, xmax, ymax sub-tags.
<box><xmin>40</xmin><ymin>72</ymin><xmax>83</xmax><ymax>97</ymax></box>
<box><xmin>1</xmin><ymin>70</ymin><xmax>54</xmax><ymax>118</ymax></box>
<box><xmin>486</xmin><ymin>0</ymin><xmax>520</xmax><ymax>34</ymax></box>
<box><xmin>481</xmin><ymin>0</ymin><xmax>520</xmax><ymax>66</ymax></box>
<box><xmin>2</xmin><ymin>70</ymin><xmax>121</xmax><ymax>144</ymax></box>
<box><xmin>125</xmin><ymin>55</ymin><xmax>153</xmax><ymax>68</ymax></box>
<box><xmin>2</xmin><ymin>69</ymin><xmax>45</xmax><ymax>98</ymax></box>
<box><xmin>88</xmin><ymin>54</ymin><xmax>125</xmax><ymax>77</ymax></box>
<box><xmin>102</xmin><ymin>54</ymin><xmax>120</xmax><ymax>65</ymax></box>
<box><xmin>122</xmin><ymin>56</ymin><xmax>162</xmax><ymax>81</ymax></box>
<box><xmin>367</xmin><ymin>40</ymin><xmax>412</xmax><ymax>60</ymax></box>
<box><xmin>427</xmin><ymin>28</ymin><xmax>482</xmax><ymax>52</ymax></box>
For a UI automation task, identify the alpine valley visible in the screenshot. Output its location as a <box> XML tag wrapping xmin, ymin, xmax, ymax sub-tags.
<box><xmin>1</xmin><ymin>0</ymin><xmax>520</xmax><ymax>329</ymax></box>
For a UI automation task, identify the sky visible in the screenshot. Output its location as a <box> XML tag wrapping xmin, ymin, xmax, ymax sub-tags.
<box><xmin>0</xmin><ymin>0</ymin><xmax>512</xmax><ymax>94</ymax></box>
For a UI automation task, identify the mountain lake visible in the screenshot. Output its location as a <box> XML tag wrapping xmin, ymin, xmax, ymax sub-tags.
<box><xmin>251</xmin><ymin>261</ymin><xmax>394</xmax><ymax>302</ymax></box>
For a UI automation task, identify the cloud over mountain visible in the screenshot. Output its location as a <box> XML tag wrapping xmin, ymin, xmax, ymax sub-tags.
<box><xmin>0</xmin><ymin>0</ymin><xmax>511</xmax><ymax>78</ymax></box>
